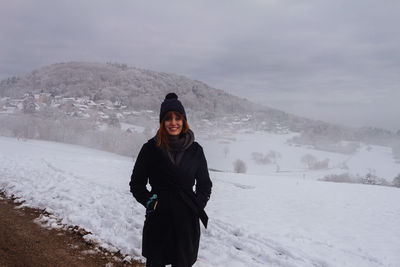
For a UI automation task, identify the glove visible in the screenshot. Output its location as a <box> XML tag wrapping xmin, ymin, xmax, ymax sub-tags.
<box><xmin>146</xmin><ymin>194</ymin><xmax>158</xmax><ymax>216</ymax></box>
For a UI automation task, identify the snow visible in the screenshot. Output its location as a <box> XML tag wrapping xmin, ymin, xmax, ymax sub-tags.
<box><xmin>204</xmin><ymin>173</ymin><xmax>400</xmax><ymax>266</ymax></box>
<box><xmin>120</xmin><ymin>123</ymin><xmax>145</xmax><ymax>133</ymax></box>
<box><xmin>0</xmin><ymin>108</ymin><xmax>16</xmax><ymax>114</ymax></box>
<box><xmin>200</xmin><ymin>131</ymin><xmax>399</xmax><ymax>181</ymax></box>
<box><xmin>1</xmin><ymin>135</ymin><xmax>400</xmax><ymax>266</ymax></box>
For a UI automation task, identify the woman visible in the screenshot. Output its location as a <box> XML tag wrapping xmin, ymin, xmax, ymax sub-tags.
<box><xmin>129</xmin><ymin>93</ymin><xmax>212</xmax><ymax>267</ymax></box>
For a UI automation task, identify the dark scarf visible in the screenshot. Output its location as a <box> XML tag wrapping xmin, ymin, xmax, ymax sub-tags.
<box><xmin>154</xmin><ymin>129</ymin><xmax>195</xmax><ymax>166</ymax></box>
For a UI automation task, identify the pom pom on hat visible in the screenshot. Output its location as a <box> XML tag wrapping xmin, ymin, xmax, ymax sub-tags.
<box><xmin>159</xmin><ymin>92</ymin><xmax>186</xmax><ymax>122</ymax></box>
<box><xmin>165</xmin><ymin>92</ymin><xmax>178</xmax><ymax>100</ymax></box>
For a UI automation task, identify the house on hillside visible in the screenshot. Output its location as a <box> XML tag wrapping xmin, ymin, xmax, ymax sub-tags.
<box><xmin>22</xmin><ymin>97</ymin><xmax>39</xmax><ymax>113</ymax></box>
<box><xmin>37</xmin><ymin>93</ymin><xmax>52</xmax><ymax>104</ymax></box>
<box><xmin>59</xmin><ymin>98</ymin><xmax>76</xmax><ymax>114</ymax></box>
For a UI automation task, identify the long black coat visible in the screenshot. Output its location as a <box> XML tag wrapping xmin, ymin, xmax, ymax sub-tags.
<box><xmin>129</xmin><ymin>138</ymin><xmax>212</xmax><ymax>266</ymax></box>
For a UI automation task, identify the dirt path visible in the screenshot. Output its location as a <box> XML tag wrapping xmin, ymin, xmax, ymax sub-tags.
<box><xmin>0</xmin><ymin>194</ymin><xmax>143</xmax><ymax>267</ymax></box>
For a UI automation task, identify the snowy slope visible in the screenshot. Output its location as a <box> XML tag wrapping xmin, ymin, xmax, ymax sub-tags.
<box><xmin>1</xmin><ymin>136</ymin><xmax>400</xmax><ymax>266</ymax></box>
<box><xmin>200</xmin><ymin>131</ymin><xmax>399</xmax><ymax>181</ymax></box>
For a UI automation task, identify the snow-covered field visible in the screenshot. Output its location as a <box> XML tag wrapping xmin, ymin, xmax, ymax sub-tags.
<box><xmin>200</xmin><ymin>131</ymin><xmax>399</xmax><ymax>181</ymax></box>
<box><xmin>1</xmin><ymin>135</ymin><xmax>400</xmax><ymax>266</ymax></box>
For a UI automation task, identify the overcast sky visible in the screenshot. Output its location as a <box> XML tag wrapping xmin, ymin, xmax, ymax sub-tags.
<box><xmin>1</xmin><ymin>0</ymin><xmax>399</xmax><ymax>130</ymax></box>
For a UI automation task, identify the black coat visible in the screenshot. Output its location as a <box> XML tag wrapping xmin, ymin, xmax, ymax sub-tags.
<box><xmin>129</xmin><ymin>138</ymin><xmax>212</xmax><ymax>266</ymax></box>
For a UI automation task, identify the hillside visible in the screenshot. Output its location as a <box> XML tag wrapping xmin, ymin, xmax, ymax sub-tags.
<box><xmin>0</xmin><ymin>62</ymin><xmax>326</xmax><ymax>130</ymax></box>
<box><xmin>0</xmin><ymin>62</ymin><xmax>263</xmax><ymax>114</ymax></box>
<box><xmin>1</xmin><ymin>62</ymin><xmax>399</xmax><ymax>156</ymax></box>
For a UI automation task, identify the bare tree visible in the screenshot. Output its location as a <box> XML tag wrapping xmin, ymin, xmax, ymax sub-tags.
<box><xmin>23</xmin><ymin>97</ymin><xmax>36</xmax><ymax>114</ymax></box>
<box><xmin>233</xmin><ymin>159</ymin><xmax>247</xmax><ymax>173</ymax></box>
<box><xmin>393</xmin><ymin>174</ymin><xmax>400</xmax><ymax>188</ymax></box>
<box><xmin>251</xmin><ymin>152</ymin><xmax>271</xmax><ymax>165</ymax></box>
<box><xmin>108</xmin><ymin>113</ymin><xmax>121</xmax><ymax>128</ymax></box>
<box><xmin>362</xmin><ymin>172</ymin><xmax>381</xmax><ymax>185</ymax></box>
<box><xmin>267</xmin><ymin>150</ymin><xmax>281</xmax><ymax>163</ymax></box>
<box><xmin>311</xmin><ymin>158</ymin><xmax>330</xmax><ymax>170</ymax></box>
<box><xmin>223</xmin><ymin>146</ymin><xmax>229</xmax><ymax>158</ymax></box>
<box><xmin>301</xmin><ymin>154</ymin><xmax>316</xmax><ymax>169</ymax></box>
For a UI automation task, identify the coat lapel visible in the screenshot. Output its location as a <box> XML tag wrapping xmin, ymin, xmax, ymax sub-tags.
<box><xmin>156</xmin><ymin>141</ymin><xmax>195</xmax><ymax>185</ymax></box>
<box><xmin>152</xmin><ymin>141</ymin><xmax>209</xmax><ymax>228</ymax></box>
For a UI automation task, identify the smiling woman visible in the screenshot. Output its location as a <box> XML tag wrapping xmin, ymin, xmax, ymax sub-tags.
<box><xmin>157</xmin><ymin>111</ymin><xmax>190</xmax><ymax>152</ymax></box>
<box><xmin>164</xmin><ymin>112</ymin><xmax>183</xmax><ymax>136</ymax></box>
<box><xmin>129</xmin><ymin>93</ymin><xmax>212</xmax><ymax>267</ymax></box>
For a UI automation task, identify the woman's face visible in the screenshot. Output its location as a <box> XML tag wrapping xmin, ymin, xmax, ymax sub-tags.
<box><xmin>164</xmin><ymin>112</ymin><xmax>183</xmax><ymax>136</ymax></box>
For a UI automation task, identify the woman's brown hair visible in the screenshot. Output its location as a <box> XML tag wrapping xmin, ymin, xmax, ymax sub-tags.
<box><xmin>157</xmin><ymin>111</ymin><xmax>190</xmax><ymax>149</ymax></box>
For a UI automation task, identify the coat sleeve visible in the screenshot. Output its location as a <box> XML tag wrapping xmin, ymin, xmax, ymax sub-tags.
<box><xmin>129</xmin><ymin>143</ymin><xmax>152</xmax><ymax>207</ymax></box>
<box><xmin>195</xmin><ymin>145</ymin><xmax>212</xmax><ymax>209</ymax></box>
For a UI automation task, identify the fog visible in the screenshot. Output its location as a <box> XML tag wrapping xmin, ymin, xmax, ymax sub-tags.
<box><xmin>1</xmin><ymin>0</ymin><xmax>399</xmax><ymax>130</ymax></box>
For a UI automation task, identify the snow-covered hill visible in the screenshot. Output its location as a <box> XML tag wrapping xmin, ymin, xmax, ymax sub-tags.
<box><xmin>0</xmin><ymin>61</ymin><xmax>261</xmax><ymax>116</ymax></box>
<box><xmin>0</xmin><ymin>61</ymin><xmax>353</xmax><ymax>137</ymax></box>
<box><xmin>1</xmin><ymin>136</ymin><xmax>399</xmax><ymax>266</ymax></box>
<box><xmin>1</xmin><ymin>61</ymin><xmax>399</xmax><ymax>159</ymax></box>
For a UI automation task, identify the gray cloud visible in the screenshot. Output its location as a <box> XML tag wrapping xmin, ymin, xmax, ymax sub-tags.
<box><xmin>0</xmin><ymin>0</ymin><xmax>399</xmax><ymax>130</ymax></box>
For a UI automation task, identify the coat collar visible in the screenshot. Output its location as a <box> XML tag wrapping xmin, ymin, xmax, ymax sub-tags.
<box><xmin>150</xmin><ymin>138</ymin><xmax>192</xmax><ymax>182</ymax></box>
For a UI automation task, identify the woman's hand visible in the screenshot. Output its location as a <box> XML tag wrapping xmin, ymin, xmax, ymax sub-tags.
<box><xmin>146</xmin><ymin>194</ymin><xmax>158</xmax><ymax>215</ymax></box>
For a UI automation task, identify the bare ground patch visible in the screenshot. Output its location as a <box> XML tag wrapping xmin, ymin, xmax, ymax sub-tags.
<box><xmin>0</xmin><ymin>192</ymin><xmax>143</xmax><ymax>267</ymax></box>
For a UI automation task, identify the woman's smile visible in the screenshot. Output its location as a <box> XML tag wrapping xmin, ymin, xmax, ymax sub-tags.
<box><xmin>164</xmin><ymin>113</ymin><xmax>183</xmax><ymax>135</ymax></box>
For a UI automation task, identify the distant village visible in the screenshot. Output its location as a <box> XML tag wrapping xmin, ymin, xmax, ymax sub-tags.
<box><xmin>0</xmin><ymin>93</ymin><xmax>159</xmax><ymax>133</ymax></box>
<box><xmin>1</xmin><ymin>92</ymin><xmax>126</xmax><ymax>114</ymax></box>
<box><xmin>0</xmin><ymin>93</ymin><xmax>290</xmax><ymax>135</ymax></box>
